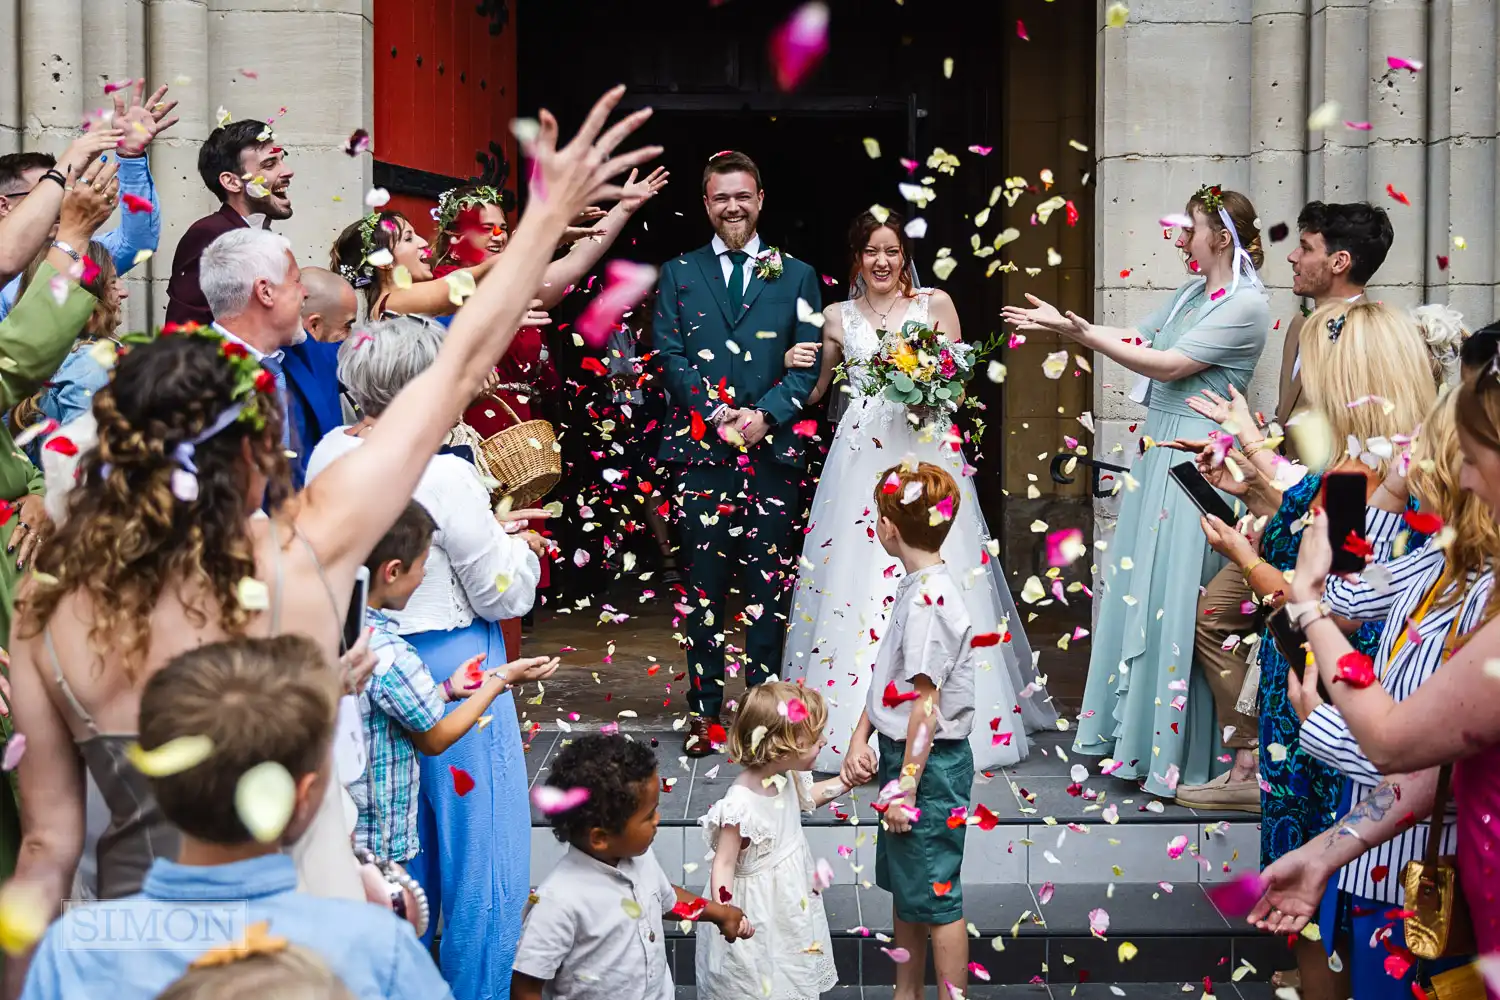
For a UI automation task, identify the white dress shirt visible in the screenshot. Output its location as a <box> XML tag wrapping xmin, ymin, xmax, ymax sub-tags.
<box><xmin>304</xmin><ymin>428</ymin><xmax>540</xmax><ymax>634</ymax></box>
<box><xmin>711</xmin><ymin>232</ymin><xmax>762</xmax><ymax>296</ymax></box>
<box><xmin>513</xmin><ymin>845</ymin><xmax>678</xmax><ymax>1000</ymax></box>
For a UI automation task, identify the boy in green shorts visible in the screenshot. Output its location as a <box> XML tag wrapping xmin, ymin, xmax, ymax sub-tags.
<box><xmin>841</xmin><ymin>460</ymin><xmax>976</xmax><ymax>1000</ymax></box>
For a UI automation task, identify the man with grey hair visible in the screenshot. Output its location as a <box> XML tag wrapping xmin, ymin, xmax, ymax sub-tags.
<box><xmin>200</xmin><ymin>227</ymin><xmax>306</xmax><ymax>458</ymax></box>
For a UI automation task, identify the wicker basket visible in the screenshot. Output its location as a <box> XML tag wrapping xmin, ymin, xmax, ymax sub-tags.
<box><xmin>473</xmin><ymin>395</ymin><xmax>562</xmax><ymax>509</ymax></box>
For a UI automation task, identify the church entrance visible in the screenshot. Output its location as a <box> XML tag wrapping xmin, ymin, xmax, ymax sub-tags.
<box><xmin>506</xmin><ymin>0</ymin><xmax>1093</xmax><ymax>723</ymax></box>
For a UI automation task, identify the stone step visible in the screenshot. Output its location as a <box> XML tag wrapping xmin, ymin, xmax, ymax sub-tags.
<box><xmin>671</xmin><ymin>986</ymin><xmax>1279</xmax><ymax>999</ymax></box>
<box><xmin>525</xmin><ymin>728</ymin><xmax>1263</xmax><ymax>889</ymax></box>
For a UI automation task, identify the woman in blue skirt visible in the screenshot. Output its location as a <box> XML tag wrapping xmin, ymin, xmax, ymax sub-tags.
<box><xmin>307</xmin><ymin>314</ymin><xmax>549</xmax><ymax>1000</ymax></box>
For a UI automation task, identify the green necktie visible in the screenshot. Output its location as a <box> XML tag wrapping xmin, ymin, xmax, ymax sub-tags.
<box><xmin>726</xmin><ymin>249</ymin><xmax>749</xmax><ymax>315</ymax></box>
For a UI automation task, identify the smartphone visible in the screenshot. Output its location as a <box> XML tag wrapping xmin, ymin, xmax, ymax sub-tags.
<box><xmin>1267</xmin><ymin>607</ymin><xmax>1333</xmax><ymax>703</ymax></box>
<box><xmin>1168</xmin><ymin>462</ymin><xmax>1237</xmax><ymax>525</ymax></box>
<box><xmin>343</xmin><ymin>565</ymin><xmax>370</xmax><ymax>651</ymax></box>
<box><xmin>1323</xmin><ymin>471</ymin><xmax>1368</xmax><ymax>575</ymax></box>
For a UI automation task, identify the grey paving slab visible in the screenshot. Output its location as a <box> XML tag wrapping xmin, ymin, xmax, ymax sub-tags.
<box><xmin>1045</xmin><ymin>936</ymin><xmax>1234</xmax><ymax>987</ymax></box>
<box><xmin>1010</xmin><ymin>776</ymin><xmax>1196</xmax><ymax>825</ymax></box>
<box><xmin>1025</xmin><ymin>821</ymin><xmax>1202</xmax><ymax>883</ymax></box>
<box><xmin>863</xmin><ymin>988</ymin><xmax>1052</xmax><ymax>999</ymax></box>
<box><xmin>1032</xmin><ymin>883</ymin><xmax>1229</xmax><ymax>936</ymax></box>
<box><xmin>861</xmin><ymin>935</ymin><xmax>1049</xmax><ymax>985</ymax></box>
<box><xmin>1055</xmin><ymin>985</ymin><xmax>1209</xmax><ymax>998</ymax></box>
<box><xmin>857</xmin><ymin>883</ymin><xmax>1041</xmax><ymax>934</ymax></box>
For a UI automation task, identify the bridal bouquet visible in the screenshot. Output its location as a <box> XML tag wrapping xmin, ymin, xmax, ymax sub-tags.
<box><xmin>843</xmin><ymin>319</ymin><xmax>978</xmax><ymax>423</ymax></box>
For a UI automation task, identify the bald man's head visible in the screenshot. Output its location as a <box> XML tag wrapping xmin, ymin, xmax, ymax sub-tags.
<box><xmin>300</xmin><ymin>266</ymin><xmax>358</xmax><ymax>343</ymax></box>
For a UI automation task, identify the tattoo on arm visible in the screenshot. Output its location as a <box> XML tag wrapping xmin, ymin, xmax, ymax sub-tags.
<box><xmin>1323</xmin><ymin>779</ymin><xmax>1399</xmax><ymax>848</ymax></box>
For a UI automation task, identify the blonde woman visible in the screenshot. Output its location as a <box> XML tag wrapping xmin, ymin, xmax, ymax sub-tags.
<box><xmin>1196</xmin><ymin>300</ymin><xmax>1439</xmax><ymax>999</ymax></box>
<box><xmin>1248</xmin><ymin>389</ymin><xmax>1490</xmax><ymax>998</ymax></box>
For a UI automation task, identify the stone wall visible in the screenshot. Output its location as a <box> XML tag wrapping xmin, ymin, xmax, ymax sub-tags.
<box><xmin>0</xmin><ymin>0</ymin><xmax>374</xmax><ymax>332</ymax></box>
<box><xmin>1093</xmin><ymin>0</ymin><xmax>1498</xmax><ymax>527</ymax></box>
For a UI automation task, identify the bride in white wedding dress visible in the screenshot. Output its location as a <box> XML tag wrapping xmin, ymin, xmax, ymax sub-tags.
<box><xmin>781</xmin><ymin>210</ymin><xmax>1058</xmax><ymax>773</ymax></box>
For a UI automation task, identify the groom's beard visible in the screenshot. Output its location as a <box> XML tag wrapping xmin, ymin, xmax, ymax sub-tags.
<box><xmin>714</xmin><ymin>213</ymin><xmax>758</xmax><ymax>250</ymax></box>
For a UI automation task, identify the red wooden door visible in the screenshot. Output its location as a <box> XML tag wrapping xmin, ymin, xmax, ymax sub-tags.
<box><xmin>372</xmin><ymin>1</ymin><xmax>518</xmax><ymax>239</ymax></box>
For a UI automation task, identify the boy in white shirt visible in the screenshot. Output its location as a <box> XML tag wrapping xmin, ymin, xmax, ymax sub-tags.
<box><xmin>512</xmin><ymin>735</ymin><xmax>753</xmax><ymax>1000</ymax></box>
<box><xmin>841</xmin><ymin>461</ymin><xmax>976</xmax><ymax>1000</ymax></box>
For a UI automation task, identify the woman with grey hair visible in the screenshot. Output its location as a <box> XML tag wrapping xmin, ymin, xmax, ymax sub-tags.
<box><xmin>304</xmin><ymin>312</ymin><xmax>551</xmax><ymax>999</ymax></box>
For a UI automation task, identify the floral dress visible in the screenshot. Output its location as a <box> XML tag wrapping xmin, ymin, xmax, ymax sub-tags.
<box><xmin>1256</xmin><ymin>471</ymin><xmax>1418</xmax><ymax>866</ymax></box>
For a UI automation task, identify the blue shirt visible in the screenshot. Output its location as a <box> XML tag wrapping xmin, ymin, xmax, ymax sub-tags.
<box><xmin>21</xmin><ymin>854</ymin><xmax>452</xmax><ymax>1000</ymax></box>
<box><xmin>351</xmin><ymin>608</ymin><xmax>446</xmax><ymax>862</ymax></box>
<box><xmin>0</xmin><ymin>155</ymin><xmax>160</xmax><ymax>322</ymax></box>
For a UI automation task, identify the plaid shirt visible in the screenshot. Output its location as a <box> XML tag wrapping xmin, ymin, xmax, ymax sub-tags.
<box><xmin>350</xmin><ymin>608</ymin><xmax>446</xmax><ymax>862</ymax></box>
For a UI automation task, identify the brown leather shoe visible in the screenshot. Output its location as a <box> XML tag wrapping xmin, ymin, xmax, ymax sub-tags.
<box><xmin>684</xmin><ymin>715</ymin><xmax>722</xmax><ymax>758</ymax></box>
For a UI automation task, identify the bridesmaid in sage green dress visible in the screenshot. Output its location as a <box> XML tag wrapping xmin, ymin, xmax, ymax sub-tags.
<box><xmin>1002</xmin><ymin>185</ymin><xmax>1270</xmax><ymax>798</ymax></box>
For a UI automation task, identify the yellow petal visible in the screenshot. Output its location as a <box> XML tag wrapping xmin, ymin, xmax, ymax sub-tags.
<box><xmin>0</xmin><ymin>882</ymin><xmax>49</xmax><ymax>956</ymax></box>
<box><xmin>1104</xmin><ymin>2</ymin><xmax>1129</xmax><ymax>28</ymax></box>
<box><xmin>1118</xmin><ymin>941</ymin><xmax>1138</xmax><ymax>961</ymax></box>
<box><xmin>235</xmin><ymin>760</ymin><xmax>296</xmax><ymax>844</ymax></box>
<box><xmin>126</xmin><ymin>734</ymin><xmax>215</xmax><ymax>777</ymax></box>
<box><xmin>862</xmin><ymin>137</ymin><xmax>881</xmax><ymax>159</ymax></box>
<box><xmin>621</xmin><ymin>898</ymin><xmax>643</xmax><ymax>920</ymax></box>
<box><xmin>236</xmin><ymin>577</ymin><xmax>270</xmax><ymax>611</ymax></box>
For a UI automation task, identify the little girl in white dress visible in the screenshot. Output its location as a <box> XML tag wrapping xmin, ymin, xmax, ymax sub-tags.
<box><xmin>695</xmin><ymin>683</ymin><xmax>878</xmax><ymax>1000</ymax></box>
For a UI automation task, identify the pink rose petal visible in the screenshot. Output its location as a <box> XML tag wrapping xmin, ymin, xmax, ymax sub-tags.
<box><xmin>576</xmin><ymin>260</ymin><xmax>658</xmax><ymax>348</ymax></box>
<box><xmin>769</xmin><ymin>3</ymin><xmax>830</xmax><ymax>92</ymax></box>
<box><xmin>531</xmin><ymin>786</ymin><xmax>591</xmax><ymax>815</ymax></box>
<box><xmin>1</xmin><ymin>734</ymin><xmax>26</xmax><ymax>772</ymax></box>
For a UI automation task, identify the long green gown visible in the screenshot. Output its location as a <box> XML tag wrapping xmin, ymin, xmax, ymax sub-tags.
<box><xmin>1071</xmin><ymin>279</ymin><xmax>1269</xmax><ymax>797</ymax></box>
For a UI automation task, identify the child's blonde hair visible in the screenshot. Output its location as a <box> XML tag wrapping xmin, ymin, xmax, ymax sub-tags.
<box><xmin>728</xmin><ymin>682</ymin><xmax>827</xmax><ymax>767</ymax></box>
<box><xmin>156</xmin><ymin>941</ymin><xmax>355</xmax><ymax>1000</ymax></box>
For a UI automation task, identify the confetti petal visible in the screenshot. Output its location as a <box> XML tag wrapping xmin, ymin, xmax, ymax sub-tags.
<box><xmin>531</xmin><ymin>786</ymin><xmax>590</xmax><ymax>814</ymax></box>
<box><xmin>769</xmin><ymin>2</ymin><xmax>830</xmax><ymax>92</ymax></box>
<box><xmin>234</xmin><ymin>760</ymin><xmax>296</xmax><ymax>843</ymax></box>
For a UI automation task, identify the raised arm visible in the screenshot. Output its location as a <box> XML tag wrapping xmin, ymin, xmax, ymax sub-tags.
<box><xmin>1002</xmin><ymin>294</ymin><xmax>1205</xmax><ymax>382</ymax></box>
<box><xmin>534</xmin><ymin>167</ymin><xmax>668</xmax><ymax>310</ymax></box>
<box><xmin>1291</xmin><ymin>509</ymin><xmax>1500</xmax><ymax>772</ymax></box>
<box><xmin>379</xmin><ymin>252</ymin><xmax>504</xmax><ymax>317</ymax></box>
<box><xmin>296</xmin><ymin>86</ymin><xmax>660</xmax><ymax>571</ymax></box>
<box><xmin>0</xmin><ymin>130</ymin><xmax>122</xmax><ymax>285</ymax></box>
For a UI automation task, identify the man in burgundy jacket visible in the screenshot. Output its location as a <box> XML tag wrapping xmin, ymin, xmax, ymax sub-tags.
<box><xmin>166</xmin><ymin>118</ymin><xmax>295</xmax><ymax>326</ymax></box>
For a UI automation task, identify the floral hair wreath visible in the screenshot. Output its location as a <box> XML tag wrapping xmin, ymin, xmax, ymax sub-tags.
<box><xmin>119</xmin><ymin>323</ymin><xmax>275</xmax><ymax>434</ymax></box>
<box><xmin>336</xmin><ymin>212</ymin><xmax>387</xmax><ymax>289</ymax></box>
<box><xmin>433</xmin><ymin>185</ymin><xmax>506</xmax><ymax>236</ymax></box>
<box><xmin>1193</xmin><ymin>184</ymin><xmax>1225</xmax><ymax>214</ymax></box>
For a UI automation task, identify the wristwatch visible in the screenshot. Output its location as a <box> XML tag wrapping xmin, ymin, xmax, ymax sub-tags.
<box><xmin>1287</xmin><ymin>599</ymin><xmax>1328</xmax><ymax>630</ymax></box>
<box><xmin>50</xmin><ymin>240</ymin><xmax>81</xmax><ymax>263</ymax></box>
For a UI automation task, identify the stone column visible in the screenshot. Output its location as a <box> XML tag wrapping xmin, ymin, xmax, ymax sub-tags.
<box><xmin>0</xmin><ymin>0</ymin><xmax>21</xmax><ymax>155</ymax></box>
<box><xmin>1441</xmin><ymin>0</ymin><xmax>1498</xmax><ymax>324</ymax></box>
<box><xmin>1365</xmin><ymin>0</ymin><xmax>1427</xmax><ymax>306</ymax></box>
<box><xmin>18</xmin><ymin>0</ymin><xmax>82</xmax><ymax>154</ymax></box>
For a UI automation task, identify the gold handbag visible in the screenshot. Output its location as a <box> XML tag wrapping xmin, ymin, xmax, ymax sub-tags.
<box><xmin>1422</xmin><ymin>963</ymin><xmax>1487</xmax><ymax>1000</ymax></box>
<box><xmin>1401</xmin><ymin>765</ymin><xmax>1476</xmax><ymax>960</ymax></box>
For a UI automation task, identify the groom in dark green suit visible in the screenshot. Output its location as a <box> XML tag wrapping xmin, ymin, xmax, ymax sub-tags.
<box><xmin>653</xmin><ymin>151</ymin><xmax>823</xmax><ymax>755</ymax></box>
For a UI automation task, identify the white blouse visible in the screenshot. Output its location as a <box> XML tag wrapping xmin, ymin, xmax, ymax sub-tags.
<box><xmin>305</xmin><ymin>427</ymin><xmax>540</xmax><ymax>634</ymax></box>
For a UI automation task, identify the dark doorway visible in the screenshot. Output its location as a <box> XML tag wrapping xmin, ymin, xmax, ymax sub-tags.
<box><xmin>613</xmin><ymin>108</ymin><xmax>912</xmax><ymax>288</ymax></box>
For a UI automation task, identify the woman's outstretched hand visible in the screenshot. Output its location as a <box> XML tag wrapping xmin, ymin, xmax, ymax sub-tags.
<box><xmin>1187</xmin><ymin>386</ymin><xmax>1255</xmax><ymax>436</ymax></box>
<box><xmin>1001</xmin><ymin>294</ymin><xmax>1093</xmax><ymax>342</ymax></box>
<box><xmin>1291</xmin><ymin>508</ymin><xmax>1334</xmax><ymax>603</ymax></box>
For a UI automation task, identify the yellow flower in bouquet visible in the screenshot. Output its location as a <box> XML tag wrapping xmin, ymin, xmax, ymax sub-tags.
<box><xmin>890</xmin><ymin>338</ymin><xmax>920</xmax><ymax>374</ymax></box>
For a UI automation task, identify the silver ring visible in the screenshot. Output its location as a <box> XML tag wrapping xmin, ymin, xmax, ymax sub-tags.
<box><xmin>15</xmin><ymin>521</ymin><xmax>28</xmax><ymax>531</ymax></box>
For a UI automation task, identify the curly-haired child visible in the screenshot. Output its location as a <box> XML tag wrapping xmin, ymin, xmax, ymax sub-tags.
<box><xmin>512</xmin><ymin>734</ymin><xmax>751</xmax><ymax>1000</ymax></box>
<box><xmin>696</xmin><ymin>682</ymin><xmax>875</xmax><ymax>1000</ymax></box>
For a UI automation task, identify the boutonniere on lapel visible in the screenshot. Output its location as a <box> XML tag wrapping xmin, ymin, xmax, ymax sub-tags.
<box><xmin>754</xmin><ymin>247</ymin><xmax>784</xmax><ymax>281</ymax></box>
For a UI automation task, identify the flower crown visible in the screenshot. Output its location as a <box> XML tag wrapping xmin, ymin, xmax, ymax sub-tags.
<box><xmin>120</xmin><ymin>323</ymin><xmax>274</xmax><ymax>433</ymax></box>
<box><xmin>1193</xmin><ymin>184</ymin><xmax>1225</xmax><ymax>213</ymax></box>
<box><xmin>434</xmin><ymin>185</ymin><xmax>505</xmax><ymax>235</ymax></box>
<box><xmin>336</xmin><ymin>212</ymin><xmax>387</xmax><ymax>289</ymax></box>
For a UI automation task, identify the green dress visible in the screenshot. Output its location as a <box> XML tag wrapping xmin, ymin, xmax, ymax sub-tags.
<box><xmin>1072</xmin><ymin>280</ymin><xmax>1269</xmax><ymax>797</ymax></box>
<box><xmin>0</xmin><ymin>263</ymin><xmax>97</xmax><ymax>880</ymax></box>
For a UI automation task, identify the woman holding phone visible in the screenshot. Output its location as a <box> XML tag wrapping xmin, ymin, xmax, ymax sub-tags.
<box><xmin>1194</xmin><ymin>300</ymin><xmax>1439</xmax><ymax>998</ymax></box>
<box><xmin>1003</xmin><ymin>185</ymin><xmax>1268</xmax><ymax>799</ymax></box>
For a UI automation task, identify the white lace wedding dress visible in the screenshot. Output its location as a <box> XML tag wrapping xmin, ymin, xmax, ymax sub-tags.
<box><xmin>783</xmin><ymin>292</ymin><xmax>1058</xmax><ymax>772</ymax></box>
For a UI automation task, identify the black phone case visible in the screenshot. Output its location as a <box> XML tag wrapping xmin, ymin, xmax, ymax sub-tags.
<box><xmin>1324</xmin><ymin>472</ymin><xmax>1368</xmax><ymax>575</ymax></box>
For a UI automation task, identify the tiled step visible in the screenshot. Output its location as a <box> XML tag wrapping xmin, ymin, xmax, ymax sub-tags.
<box><xmin>525</xmin><ymin>728</ymin><xmax>1262</xmax><ymax>888</ymax></box>
<box><xmin>523</xmin><ymin>726</ymin><xmax>1287</xmax><ymax>989</ymax></box>
<box><xmin>672</xmin><ymin>986</ymin><xmax>1278</xmax><ymax>999</ymax></box>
